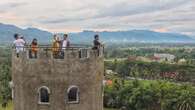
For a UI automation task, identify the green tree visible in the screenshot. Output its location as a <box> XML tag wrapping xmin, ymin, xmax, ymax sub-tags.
<box><xmin>0</xmin><ymin>64</ymin><xmax>11</xmax><ymax>107</ymax></box>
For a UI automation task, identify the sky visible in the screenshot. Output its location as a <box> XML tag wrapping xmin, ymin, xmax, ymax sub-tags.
<box><xmin>0</xmin><ymin>0</ymin><xmax>194</xmax><ymax>36</ymax></box>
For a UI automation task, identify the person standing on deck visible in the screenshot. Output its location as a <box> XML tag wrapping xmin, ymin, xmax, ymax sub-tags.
<box><xmin>61</xmin><ymin>34</ymin><xmax>70</xmax><ymax>49</ymax></box>
<box><xmin>60</xmin><ymin>34</ymin><xmax>70</xmax><ymax>57</ymax></box>
<box><xmin>93</xmin><ymin>34</ymin><xmax>102</xmax><ymax>50</ymax></box>
<box><xmin>13</xmin><ymin>34</ymin><xmax>26</xmax><ymax>57</ymax></box>
<box><xmin>30</xmin><ymin>38</ymin><xmax>38</xmax><ymax>58</ymax></box>
<box><xmin>52</xmin><ymin>35</ymin><xmax>61</xmax><ymax>58</ymax></box>
<box><xmin>93</xmin><ymin>34</ymin><xmax>103</xmax><ymax>56</ymax></box>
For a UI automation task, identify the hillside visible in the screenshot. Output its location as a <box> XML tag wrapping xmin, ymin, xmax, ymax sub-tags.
<box><xmin>0</xmin><ymin>23</ymin><xmax>195</xmax><ymax>44</ymax></box>
<box><xmin>0</xmin><ymin>23</ymin><xmax>52</xmax><ymax>44</ymax></box>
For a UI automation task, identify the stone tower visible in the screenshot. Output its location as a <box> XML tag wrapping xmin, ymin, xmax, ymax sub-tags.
<box><xmin>12</xmin><ymin>46</ymin><xmax>104</xmax><ymax>110</ymax></box>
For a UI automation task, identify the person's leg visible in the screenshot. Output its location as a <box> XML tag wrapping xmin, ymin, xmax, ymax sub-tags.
<box><xmin>32</xmin><ymin>52</ymin><xmax>35</xmax><ymax>58</ymax></box>
<box><xmin>16</xmin><ymin>49</ymin><xmax>19</xmax><ymax>58</ymax></box>
<box><xmin>35</xmin><ymin>51</ymin><xmax>37</xmax><ymax>58</ymax></box>
<box><xmin>57</xmin><ymin>51</ymin><xmax>60</xmax><ymax>59</ymax></box>
<box><xmin>60</xmin><ymin>49</ymin><xmax>65</xmax><ymax>59</ymax></box>
<box><xmin>16</xmin><ymin>53</ymin><xmax>19</xmax><ymax>58</ymax></box>
<box><xmin>98</xmin><ymin>49</ymin><xmax>100</xmax><ymax>56</ymax></box>
<box><xmin>29</xmin><ymin>50</ymin><xmax>32</xmax><ymax>58</ymax></box>
<box><xmin>53</xmin><ymin>51</ymin><xmax>57</xmax><ymax>59</ymax></box>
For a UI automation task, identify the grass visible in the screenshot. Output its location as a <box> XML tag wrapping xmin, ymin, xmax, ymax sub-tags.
<box><xmin>0</xmin><ymin>101</ymin><xmax>13</xmax><ymax>110</ymax></box>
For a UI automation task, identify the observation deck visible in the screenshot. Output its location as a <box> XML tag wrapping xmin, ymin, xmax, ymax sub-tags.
<box><xmin>12</xmin><ymin>45</ymin><xmax>104</xmax><ymax>60</ymax></box>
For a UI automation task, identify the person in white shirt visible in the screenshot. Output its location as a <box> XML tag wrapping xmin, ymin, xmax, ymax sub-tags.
<box><xmin>62</xmin><ymin>34</ymin><xmax>70</xmax><ymax>49</ymax></box>
<box><xmin>13</xmin><ymin>34</ymin><xmax>26</xmax><ymax>57</ymax></box>
<box><xmin>61</xmin><ymin>34</ymin><xmax>70</xmax><ymax>57</ymax></box>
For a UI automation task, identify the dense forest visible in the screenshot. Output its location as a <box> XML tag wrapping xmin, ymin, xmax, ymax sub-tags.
<box><xmin>104</xmin><ymin>44</ymin><xmax>195</xmax><ymax>110</ymax></box>
<box><xmin>104</xmin><ymin>59</ymin><xmax>195</xmax><ymax>110</ymax></box>
<box><xmin>0</xmin><ymin>47</ymin><xmax>11</xmax><ymax>107</ymax></box>
<box><xmin>104</xmin><ymin>78</ymin><xmax>195</xmax><ymax>110</ymax></box>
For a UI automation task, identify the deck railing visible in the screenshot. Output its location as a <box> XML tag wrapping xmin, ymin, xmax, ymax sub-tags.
<box><xmin>12</xmin><ymin>44</ymin><xmax>104</xmax><ymax>59</ymax></box>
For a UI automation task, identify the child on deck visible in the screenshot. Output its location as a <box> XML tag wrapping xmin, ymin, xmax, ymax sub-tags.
<box><xmin>31</xmin><ymin>38</ymin><xmax>38</xmax><ymax>58</ymax></box>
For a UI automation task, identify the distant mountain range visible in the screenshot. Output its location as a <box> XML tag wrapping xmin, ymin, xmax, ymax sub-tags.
<box><xmin>0</xmin><ymin>23</ymin><xmax>195</xmax><ymax>44</ymax></box>
<box><xmin>0</xmin><ymin>23</ymin><xmax>52</xmax><ymax>44</ymax></box>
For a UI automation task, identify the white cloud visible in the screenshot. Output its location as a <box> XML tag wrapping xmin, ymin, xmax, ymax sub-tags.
<box><xmin>0</xmin><ymin>0</ymin><xmax>194</xmax><ymax>35</ymax></box>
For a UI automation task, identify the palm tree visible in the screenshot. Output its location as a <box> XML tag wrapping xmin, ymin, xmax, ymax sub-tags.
<box><xmin>177</xmin><ymin>100</ymin><xmax>192</xmax><ymax>110</ymax></box>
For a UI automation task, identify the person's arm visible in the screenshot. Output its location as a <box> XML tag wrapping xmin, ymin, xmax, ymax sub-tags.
<box><xmin>97</xmin><ymin>41</ymin><xmax>101</xmax><ymax>46</ymax></box>
<box><xmin>21</xmin><ymin>39</ymin><xmax>26</xmax><ymax>45</ymax></box>
<box><xmin>94</xmin><ymin>40</ymin><xmax>99</xmax><ymax>46</ymax></box>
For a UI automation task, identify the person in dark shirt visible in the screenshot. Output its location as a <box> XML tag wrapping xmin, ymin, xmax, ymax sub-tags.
<box><xmin>93</xmin><ymin>34</ymin><xmax>101</xmax><ymax>50</ymax></box>
<box><xmin>93</xmin><ymin>34</ymin><xmax>103</xmax><ymax>56</ymax></box>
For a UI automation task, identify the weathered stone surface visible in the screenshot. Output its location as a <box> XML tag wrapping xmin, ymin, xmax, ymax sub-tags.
<box><xmin>12</xmin><ymin>48</ymin><xmax>104</xmax><ymax>110</ymax></box>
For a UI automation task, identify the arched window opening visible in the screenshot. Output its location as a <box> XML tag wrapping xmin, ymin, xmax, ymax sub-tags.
<box><xmin>38</xmin><ymin>86</ymin><xmax>50</xmax><ymax>104</ymax></box>
<box><xmin>67</xmin><ymin>86</ymin><xmax>79</xmax><ymax>103</ymax></box>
